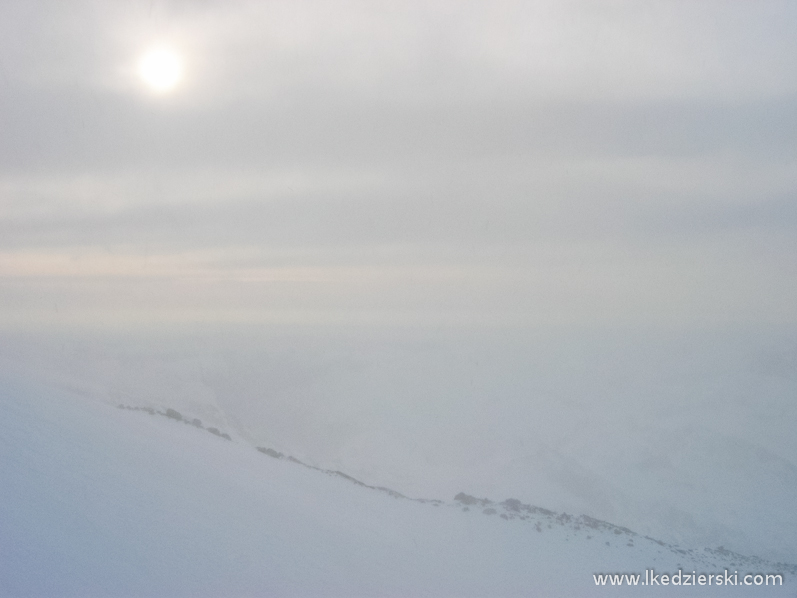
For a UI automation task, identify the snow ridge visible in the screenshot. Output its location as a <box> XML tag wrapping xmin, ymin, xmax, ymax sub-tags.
<box><xmin>119</xmin><ymin>402</ymin><xmax>797</xmax><ymax>578</ymax></box>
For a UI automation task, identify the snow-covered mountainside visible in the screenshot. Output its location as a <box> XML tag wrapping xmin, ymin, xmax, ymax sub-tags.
<box><xmin>1</xmin><ymin>375</ymin><xmax>794</xmax><ymax>597</ymax></box>
<box><xmin>3</xmin><ymin>329</ymin><xmax>796</xmax><ymax>566</ymax></box>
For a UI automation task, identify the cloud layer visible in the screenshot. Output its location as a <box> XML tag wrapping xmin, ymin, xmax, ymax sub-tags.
<box><xmin>1</xmin><ymin>0</ymin><xmax>796</xmax><ymax>329</ymax></box>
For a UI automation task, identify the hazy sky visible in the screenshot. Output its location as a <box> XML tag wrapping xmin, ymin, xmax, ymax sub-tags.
<box><xmin>1</xmin><ymin>0</ymin><xmax>796</xmax><ymax>330</ymax></box>
<box><xmin>3</xmin><ymin>2</ymin><xmax>797</xmax><ymax>562</ymax></box>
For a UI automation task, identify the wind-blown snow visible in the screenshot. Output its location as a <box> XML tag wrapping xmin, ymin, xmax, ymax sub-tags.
<box><xmin>2</xmin><ymin>327</ymin><xmax>796</xmax><ymax>565</ymax></box>
<box><xmin>1</xmin><ymin>372</ymin><xmax>793</xmax><ymax>597</ymax></box>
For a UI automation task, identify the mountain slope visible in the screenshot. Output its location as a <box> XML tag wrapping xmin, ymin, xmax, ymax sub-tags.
<box><xmin>0</xmin><ymin>375</ymin><xmax>793</xmax><ymax>597</ymax></box>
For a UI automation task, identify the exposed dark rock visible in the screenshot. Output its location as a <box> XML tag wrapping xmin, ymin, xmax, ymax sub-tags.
<box><xmin>332</xmin><ymin>470</ymin><xmax>367</xmax><ymax>487</ymax></box>
<box><xmin>454</xmin><ymin>492</ymin><xmax>491</xmax><ymax>506</ymax></box>
<box><xmin>257</xmin><ymin>447</ymin><xmax>284</xmax><ymax>459</ymax></box>
<box><xmin>502</xmin><ymin>498</ymin><xmax>522</xmax><ymax>511</ymax></box>
<box><xmin>207</xmin><ymin>427</ymin><xmax>231</xmax><ymax>440</ymax></box>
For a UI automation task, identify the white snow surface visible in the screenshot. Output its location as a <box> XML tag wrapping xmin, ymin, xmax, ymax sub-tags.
<box><xmin>1</xmin><ymin>373</ymin><xmax>794</xmax><ymax>597</ymax></box>
<box><xmin>2</xmin><ymin>328</ymin><xmax>796</xmax><ymax>565</ymax></box>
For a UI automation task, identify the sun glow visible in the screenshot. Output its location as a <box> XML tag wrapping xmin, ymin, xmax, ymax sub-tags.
<box><xmin>138</xmin><ymin>47</ymin><xmax>183</xmax><ymax>93</ymax></box>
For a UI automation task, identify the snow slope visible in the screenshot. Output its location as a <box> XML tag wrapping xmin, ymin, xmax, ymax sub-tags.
<box><xmin>1</xmin><ymin>374</ymin><xmax>794</xmax><ymax>597</ymax></box>
<box><xmin>2</xmin><ymin>329</ymin><xmax>796</xmax><ymax>566</ymax></box>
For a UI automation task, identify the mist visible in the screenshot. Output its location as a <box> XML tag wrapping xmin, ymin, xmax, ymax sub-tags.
<box><xmin>1</xmin><ymin>0</ymin><xmax>796</xmax><ymax>585</ymax></box>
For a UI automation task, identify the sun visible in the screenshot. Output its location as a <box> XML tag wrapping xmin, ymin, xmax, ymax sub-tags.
<box><xmin>138</xmin><ymin>47</ymin><xmax>183</xmax><ymax>93</ymax></box>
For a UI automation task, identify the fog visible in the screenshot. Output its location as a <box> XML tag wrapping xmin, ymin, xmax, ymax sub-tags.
<box><xmin>3</xmin><ymin>324</ymin><xmax>796</xmax><ymax>562</ymax></box>
<box><xmin>1</xmin><ymin>0</ymin><xmax>796</xmax><ymax>568</ymax></box>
